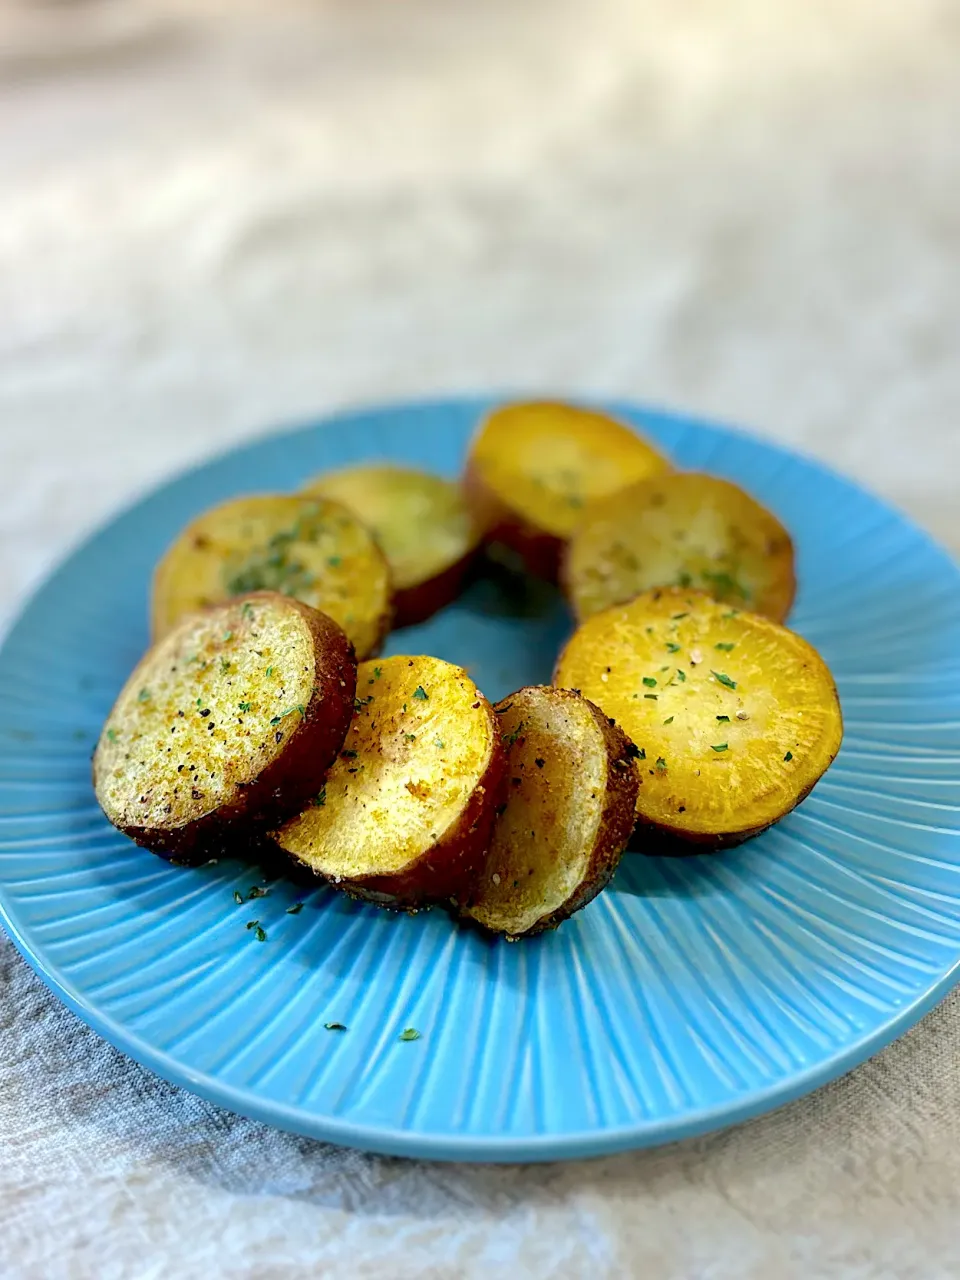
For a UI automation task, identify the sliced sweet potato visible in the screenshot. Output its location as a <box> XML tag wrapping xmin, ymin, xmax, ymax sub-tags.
<box><xmin>273</xmin><ymin>656</ymin><xmax>506</xmax><ymax>908</ymax></box>
<box><xmin>565</xmin><ymin>472</ymin><xmax>795</xmax><ymax>623</ymax></box>
<box><xmin>93</xmin><ymin>593</ymin><xmax>357</xmax><ymax>862</ymax></box>
<box><xmin>151</xmin><ymin>494</ymin><xmax>392</xmax><ymax>659</ymax></box>
<box><xmin>462</xmin><ymin>687</ymin><xmax>639</xmax><ymax>938</ymax></box>
<box><xmin>554</xmin><ymin>588</ymin><xmax>843</xmax><ymax>848</ymax></box>
<box><xmin>465</xmin><ymin>401</ymin><xmax>672</xmax><ymax>581</ymax></box>
<box><xmin>303</xmin><ymin>464</ymin><xmax>482</xmax><ymax>627</ymax></box>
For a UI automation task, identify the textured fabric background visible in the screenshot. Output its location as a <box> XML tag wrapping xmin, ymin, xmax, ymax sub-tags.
<box><xmin>1</xmin><ymin>2</ymin><xmax>959</xmax><ymax>1276</ymax></box>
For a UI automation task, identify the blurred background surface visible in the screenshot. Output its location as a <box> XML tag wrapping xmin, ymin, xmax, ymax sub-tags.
<box><xmin>1</xmin><ymin>0</ymin><xmax>957</xmax><ymax>629</ymax></box>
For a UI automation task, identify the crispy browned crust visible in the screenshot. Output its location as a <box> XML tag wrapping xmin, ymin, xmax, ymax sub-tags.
<box><xmin>93</xmin><ymin>594</ymin><xmax>357</xmax><ymax>864</ymax></box>
<box><xmin>464</xmin><ymin>461</ymin><xmax>565</xmax><ymax>583</ymax></box>
<box><xmin>330</xmin><ymin>703</ymin><xmax>509</xmax><ymax>909</ymax></box>
<box><xmin>391</xmin><ymin>544</ymin><xmax>482</xmax><ymax>629</ymax></box>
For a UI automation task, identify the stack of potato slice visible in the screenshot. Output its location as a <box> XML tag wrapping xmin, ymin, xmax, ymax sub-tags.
<box><xmin>95</xmin><ymin>400</ymin><xmax>842</xmax><ymax>939</ymax></box>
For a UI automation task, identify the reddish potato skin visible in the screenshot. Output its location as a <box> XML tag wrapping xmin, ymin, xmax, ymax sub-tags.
<box><xmin>628</xmin><ymin>767</ymin><xmax>838</xmax><ymax>855</ymax></box>
<box><xmin>330</xmin><ymin>712</ymin><xmax>509</xmax><ymax>909</ymax></box>
<box><xmin>464</xmin><ymin>461</ymin><xmax>565</xmax><ymax>584</ymax></box>
<box><xmin>391</xmin><ymin>544</ymin><xmax>482</xmax><ymax>629</ymax></box>
<box><xmin>93</xmin><ymin>595</ymin><xmax>357</xmax><ymax>864</ymax></box>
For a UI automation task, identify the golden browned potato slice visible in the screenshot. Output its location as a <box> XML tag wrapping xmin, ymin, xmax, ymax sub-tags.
<box><xmin>151</xmin><ymin>495</ymin><xmax>392</xmax><ymax>659</ymax></box>
<box><xmin>462</xmin><ymin>687</ymin><xmax>639</xmax><ymax>938</ymax></box>
<box><xmin>465</xmin><ymin>401</ymin><xmax>671</xmax><ymax>581</ymax></box>
<box><xmin>93</xmin><ymin>593</ymin><xmax>357</xmax><ymax>862</ymax></box>
<box><xmin>565</xmin><ymin>472</ymin><xmax>795</xmax><ymax>623</ymax></box>
<box><xmin>303</xmin><ymin>464</ymin><xmax>482</xmax><ymax>627</ymax></box>
<box><xmin>554</xmin><ymin>588</ymin><xmax>842</xmax><ymax>848</ymax></box>
<box><xmin>274</xmin><ymin>656</ymin><xmax>507</xmax><ymax>908</ymax></box>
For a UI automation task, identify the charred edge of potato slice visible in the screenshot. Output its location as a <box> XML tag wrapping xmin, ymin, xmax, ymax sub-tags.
<box><xmin>93</xmin><ymin>593</ymin><xmax>358</xmax><ymax>863</ymax></box>
<box><xmin>462</xmin><ymin>687</ymin><xmax>639</xmax><ymax>939</ymax></box>
<box><xmin>563</xmin><ymin>471</ymin><xmax>796</xmax><ymax>624</ymax></box>
<box><xmin>303</xmin><ymin>464</ymin><xmax>484</xmax><ymax>628</ymax></box>
<box><xmin>273</xmin><ymin>655</ymin><xmax>507</xmax><ymax>908</ymax></box>
<box><xmin>465</xmin><ymin>400</ymin><xmax>672</xmax><ymax>582</ymax></box>
<box><xmin>151</xmin><ymin>493</ymin><xmax>393</xmax><ymax>660</ymax></box>
<box><xmin>554</xmin><ymin>587</ymin><xmax>843</xmax><ymax>848</ymax></box>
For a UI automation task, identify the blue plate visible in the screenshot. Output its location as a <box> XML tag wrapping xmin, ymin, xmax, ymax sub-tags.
<box><xmin>1</xmin><ymin>397</ymin><xmax>959</xmax><ymax>1162</ymax></box>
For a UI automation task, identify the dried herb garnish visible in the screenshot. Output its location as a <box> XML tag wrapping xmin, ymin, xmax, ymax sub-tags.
<box><xmin>655</xmin><ymin>757</ymin><xmax>667</xmax><ymax>771</ymax></box>
<box><xmin>642</xmin><ymin>677</ymin><xmax>658</xmax><ymax>688</ymax></box>
<box><xmin>784</xmin><ymin>751</ymin><xmax>794</xmax><ymax>762</ymax></box>
<box><xmin>398</xmin><ymin>1028</ymin><xmax>421</xmax><ymax>1042</ymax></box>
<box><xmin>287</xmin><ymin>902</ymin><xmax>304</xmax><ymax>914</ymax></box>
<box><xmin>238</xmin><ymin>700</ymin><xmax>252</xmax><ymax>713</ymax></box>
<box><xmin>666</xmin><ymin>642</ymin><xmax>681</xmax><ymax>653</ymax></box>
<box><xmin>233</xmin><ymin>890</ymin><xmax>243</xmax><ymax>905</ymax></box>
<box><xmin>711</xmin><ymin>671</ymin><xmax>737</xmax><ymax>690</ymax></box>
<box><xmin>247</xmin><ymin>886</ymin><xmax>267</xmax><ymax>900</ymax></box>
<box><xmin>716</xmin><ymin>714</ymin><xmax>730</xmax><ymax>723</ymax></box>
<box><xmin>644</xmin><ymin>694</ymin><xmax>658</xmax><ymax>700</ymax></box>
<box><xmin>325</xmin><ymin>1022</ymin><xmax>347</xmax><ymax>1031</ymax></box>
<box><xmin>413</xmin><ymin>685</ymin><xmax>429</xmax><ymax>701</ymax></box>
<box><xmin>711</xmin><ymin>743</ymin><xmax>729</xmax><ymax>753</ymax></box>
<box><xmin>270</xmin><ymin>705</ymin><xmax>306</xmax><ymax>726</ymax></box>
<box><xmin>138</xmin><ymin>688</ymin><xmax>151</xmax><ymax>703</ymax></box>
<box><xmin>663</xmin><ymin>716</ymin><xmax>674</xmax><ymax>725</ymax></box>
<box><xmin>312</xmin><ymin>787</ymin><xmax>327</xmax><ymax>807</ymax></box>
<box><xmin>714</xmin><ymin>642</ymin><xmax>735</xmax><ymax>652</ymax></box>
<box><xmin>106</xmin><ymin>728</ymin><xmax>119</xmax><ymax>742</ymax></box>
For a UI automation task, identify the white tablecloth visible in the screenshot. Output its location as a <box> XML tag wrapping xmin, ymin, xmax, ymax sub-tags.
<box><xmin>2</xmin><ymin>3</ymin><xmax>959</xmax><ymax>1276</ymax></box>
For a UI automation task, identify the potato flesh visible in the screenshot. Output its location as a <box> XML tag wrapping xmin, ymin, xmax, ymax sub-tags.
<box><xmin>555</xmin><ymin>590</ymin><xmax>842</xmax><ymax>838</ymax></box>
<box><xmin>152</xmin><ymin>495</ymin><xmax>390</xmax><ymax>659</ymax></box>
<box><xmin>97</xmin><ymin>598</ymin><xmax>315</xmax><ymax>831</ymax></box>
<box><xmin>305</xmin><ymin>465</ymin><xmax>478</xmax><ymax>592</ymax></box>
<box><xmin>471</xmin><ymin>402</ymin><xmax>671</xmax><ymax>539</ymax></box>
<box><xmin>276</xmin><ymin>656</ymin><xmax>495</xmax><ymax>880</ymax></box>
<box><xmin>566</xmin><ymin>473</ymin><xmax>795</xmax><ymax>623</ymax></box>
<box><xmin>465</xmin><ymin>689</ymin><xmax>606</xmax><ymax>936</ymax></box>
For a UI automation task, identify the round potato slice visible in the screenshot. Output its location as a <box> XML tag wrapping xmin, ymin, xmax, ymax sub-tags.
<box><xmin>94</xmin><ymin>593</ymin><xmax>358</xmax><ymax>862</ymax></box>
<box><xmin>274</xmin><ymin>656</ymin><xmax>507</xmax><ymax>908</ymax></box>
<box><xmin>462</xmin><ymin>687</ymin><xmax>639</xmax><ymax>938</ymax></box>
<box><xmin>303</xmin><ymin>464</ymin><xmax>482</xmax><ymax>627</ymax></box>
<box><xmin>152</xmin><ymin>494</ymin><xmax>392</xmax><ymax>659</ymax></box>
<box><xmin>465</xmin><ymin>401</ymin><xmax>671</xmax><ymax>581</ymax></box>
<box><xmin>565</xmin><ymin>472</ymin><xmax>795</xmax><ymax>623</ymax></box>
<box><xmin>554</xmin><ymin>588</ymin><xmax>843</xmax><ymax>848</ymax></box>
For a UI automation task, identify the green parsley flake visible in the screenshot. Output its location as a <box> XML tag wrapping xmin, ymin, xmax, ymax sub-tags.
<box><xmin>247</xmin><ymin>886</ymin><xmax>267</xmax><ymax>900</ymax></box>
<box><xmin>716</xmin><ymin>714</ymin><xmax>730</xmax><ymax>723</ymax></box>
<box><xmin>413</xmin><ymin>685</ymin><xmax>429</xmax><ymax>701</ymax></box>
<box><xmin>138</xmin><ymin>688</ymin><xmax>151</xmax><ymax>703</ymax></box>
<box><xmin>434</xmin><ymin>737</ymin><xmax>446</xmax><ymax>750</ymax></box>
<box><xmin>327</xmin><ymin>556</ymin><xmax>342</xmax><ymax>567</ymax></box>
<box><xmin>312</xmin><ymin>787</ymin><xmax>327</xmax><ymax>807</ymax></box>
<box><xmin>666</xmin><ymin>642</ymin><xmax>681</xmax><ymax>653</ymax></box>
<box><xmin>265</xmin><ymin>666</ymin><xmax>274</xmax><ymax>678</ymax></box>
<box><xmin>325</xmin><ymin>1022</ymin><xmax>347</xmax><ymax>1031</ymax></box>
<box><xmin>644</xmin><ymin>694</ymin><xmax>658</xmax><ymax>700</ymax></box>
<box><xmin>711</xmin><ymin>670</ymin><xmax>737</xmax><ymax>690</ymax></box>
<box><xmin>711</xmin><ymin>743</ymin><xmax>729</xmax><ymax>753</ymax></box>
<box><xmin>270</xmin><ymin>705</ymin><xmax>306</xmax><ymax>726</ymax></box>
<box><xmin>354</xmin><ymin>695</ymin><xmax>374</xmax><ymax>712</ymax></box>
<box><xmin>220</xmin><ymin>658</ymin><xmax>231</xmax><ymax>674</ymax></box>
<box><xmin>233</xmin><ymin>890</ymin><xmax>243</xmax><ymax>905</ymax></box>
<box><xmin>715</xmin><ymin>642</ymin><xmax>736</xmax><ymax>652</ymax></box>
<box><xmin>663</xmin><ymin>716</ymin><xmax>674</xmax><ymax>725</ymax></box>
<box><xmin>342</xmin><ymin>748</ymin><xmax>358</xmax><ymax>759</ymax></box>
<box><xmin>106</xmin><ymin>728</ymin><xmax>119</xmax><ymax>742</ymax></box>
<box><xmin>254</xmin><ymin>925</ymin><xmax>267</xmax><ymax>943</ymax></box>
<box><xmin>655</xmin><ymin>757</ymin><xmax>667</xmax><ymax>771</ymax></box>
<box><xmin>238</xmin><ymin>701</ymin><xmax>252</xmax><ymax>713</ymax></box>
<box><xmin>373</xmin><ymin>667</ymin><xmax>383</xmax><ymax>680</ymax></box>
<box><xmin>287</xmin><ymin>902</ymin><xmax>304</xmax><ymax>914</ymax></box>
<box><xmin>642</xmin><ymin>677</ymin><xmax>657</xmax><ymax>688</ymax></box>
<box><xmin>245</xmin><ymin>919</ymin><xmax>260</xmax><ymax>930</ymax></box>
<box><xmin>223</xmin><ymin>631</ymin><xmax>233</xmax><ymax>642</ymax></box>
<box><xmin>672</xmin><ymin>612</ymin><xmax>688</xmax><ymax>620</ymax></box>
<box><xmin>784</xmin><ymin>751</ymin><xmax>794</xmax><ymax>762</ymax></box>
<box><xmin>399</xmin><ymin>1028</ymin><xmax>421</xmax><ymax>1042</ymax></box>
<box><xmin>241</xmin><ymin>602</ymin><xmax>254</xmax><ymax>619</ymax></box>
<box><xmin>676</xmin><ymin>670</ymin><xmax>687</xmax><ymax>683</ymax></box>
<box><xmin>403</xmin><ymin>733</ymin><xmax>417</xmax><ymax>742</ymax></box>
